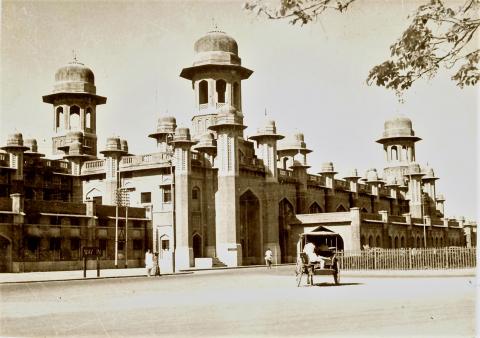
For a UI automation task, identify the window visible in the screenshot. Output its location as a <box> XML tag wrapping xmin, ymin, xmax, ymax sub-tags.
<box><xmin>86</xmin><ymin>108</ymin><xmax>92</xmax><ymax>129</ymax></box>
<box><xmin>99</xmin><ymin>239</ymin><xmax>107</xmax><ymax>251</ymax></box>
<box><xmin>27</xmin><ymin>237</ymin><xmax>39</xmax><ymax>252</ymax></box>
<box><xmin>56</xmin><ymin>107</ymin><xmax>64</xmax><ymax>128</ymax></box>
<box><xmin>50</xmin><ymin>238</ymin><xmax>61</xmax><ymax>251</ymax></box>
<box><xmin>118</xmin><ymin>242</ymin><xmax>125</xmax><ymax>251</ymax></box>
<box><xmin>93</xmin><ymin>196</ymin><xmax>102</xmax><ymax>205</ymax></box>
<box><xmin>161</xmin><ymin>240</ymin><xmax>170</xmax><ymax>250</ymax></box>
<box><xmin>70</xmin><ymin>105</ymin><xmax>80</xmax><ymax>130</ymax></box>
<box><xmin>163</xmin><ymin>185</ymin><xmax>172</xmax><ymax>203</ymax></box>
<box><xmin>199</xmin><ymin>80</ymin><xmax>208</xmax><ymax>104</ymax></box>
<box><xmin>133</xmin><ymin>240</ymin><xmax>143</xmax><ymax>251</ymax></box>
<box><xmin>192</xmin><ymin>188</ymin><xmax>199</xmax><ymax>200</ymax></box>
<box><xmin>71</xmin><ymin>238</ymin><xmax>80</xmax><ymax>251</ymax></box>
<box><xmin>141</xmin><ymin>192</ymin><xmax>151</xmax><ymax>203</ymax></box>
<box><xmin>216</xmin><ymin>79</ymin><xmax>226</xmax><ymax>103</ymax></box>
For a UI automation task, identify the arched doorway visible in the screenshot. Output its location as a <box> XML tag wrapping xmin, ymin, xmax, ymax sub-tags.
<box><xmin>0</xmin><ymin>235</ymin><xmax>12</xmax><ymax>272</ymax></box>
<box><xmin>278</xmin><ymin>198</ymin><xmax>294</xmax><ymax>263</ymax></box>
<box><xmin>239</xmin><ymin>190</ymin><xmax>261</xmax><ymax>265</ymax></box>
<box><xmin>193</xmin><ymin>233</ymin><xmax>202</xmax><ymax>258</ymax></box>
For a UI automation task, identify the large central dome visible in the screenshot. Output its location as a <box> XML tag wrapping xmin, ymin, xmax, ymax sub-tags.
<box><xmin>194</xmin><ymin>31</ymin><xmax>238</xmax><ymax>55</ymax></box>
<box><xmin>53</xmin><ymin>60</ymin><xmax>96</xmax><ymax>94</ymax></box>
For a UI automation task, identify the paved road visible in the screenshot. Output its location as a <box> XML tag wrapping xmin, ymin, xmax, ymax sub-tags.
<box><xmin>1</xmin><ymin>266</ymin><xmax>476</xmax><ymax>337</ymax></box>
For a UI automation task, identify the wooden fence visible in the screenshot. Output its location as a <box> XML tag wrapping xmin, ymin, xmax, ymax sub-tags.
<box><xmin>337</xmin><ymin>247</ymin><xmax>476</xmax><ymax>270</ymax></box>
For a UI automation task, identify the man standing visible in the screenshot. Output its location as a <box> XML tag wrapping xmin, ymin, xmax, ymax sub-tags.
<box><xmin>265</xmin><ymin>248</ymin><xmax>273</xmax><ymax>269</ymax></box>
<box><xmin>145</xmin><ymin>249</ymin><xmax>153</xmax><ymax>277</ymax></box>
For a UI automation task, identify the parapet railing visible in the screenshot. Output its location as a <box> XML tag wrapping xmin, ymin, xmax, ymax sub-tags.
<box><xmin>337</xmin><ymin>247</ymin><xmax>476</xmax><ymax>270</ymax></box>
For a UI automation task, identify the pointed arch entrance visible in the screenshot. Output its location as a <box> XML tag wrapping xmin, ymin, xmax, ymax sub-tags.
<box><xmin>193</xmin><ymin>233</ymin><xmax>202</xmax><ymax>258</ymax></box>
<box><xmin>279</xmin><ymin>198</ymin><xmax>295</xmax><ymax>263</ymax></box>
<box><xmin>239</xmin><ymin>190</ymin><xmax>261</xmax><ymax>265</ymax></box>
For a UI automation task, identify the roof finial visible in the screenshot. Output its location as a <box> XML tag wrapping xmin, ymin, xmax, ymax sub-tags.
<box><xmin>211</xmin><ymin>17</ymin><xmax>218</xmax><ymax>31</ymax></box>
<box><xmin>72</xmin><ymin>49</ymin><xmax>77</xmax><ymax>62</ymax></box>
<box><xmin>264</xmin><ymin>108</ymin><xmax>267</xmax><ymax>117</ymax></box>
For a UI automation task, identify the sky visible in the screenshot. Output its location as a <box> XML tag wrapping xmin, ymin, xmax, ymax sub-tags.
<box><xmin>1</xmin><ymin>0</ymin><xmax>478</xmax><ymax>220</ymax></box>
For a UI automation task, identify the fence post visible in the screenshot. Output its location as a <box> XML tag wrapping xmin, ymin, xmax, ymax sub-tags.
<box><xmin>374</xmin><ymin>250</ymin><xmax>377</xmax><ymax>270</ymax></box>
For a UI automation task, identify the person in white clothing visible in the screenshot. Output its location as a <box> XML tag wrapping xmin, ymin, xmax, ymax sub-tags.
<box><xmin>265</xmin><ymin>248</ymin><xmax>273</xmax><ymax>268</ymax></box>
<box><xmin>145</xmin><ymin>249</ymin><xmax>154</xmax><ymax>277</ymax></box>
<box><xmin>303</xmin><ymin>241</ymin><xmax>326</xmax><ymax>269</ymax></box>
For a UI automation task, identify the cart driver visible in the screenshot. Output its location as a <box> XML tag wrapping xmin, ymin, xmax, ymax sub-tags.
<box><xmin>303</xmin><ymin>241</ymin><xmax>326</xmax><ymax>269</ymax></box>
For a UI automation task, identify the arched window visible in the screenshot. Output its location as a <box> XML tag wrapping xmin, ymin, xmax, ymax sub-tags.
<box><xmin>368</xmin><ymin>235</ymin><xmax>374</xmax><ymax>247</ymax></box>
<box><xmin>86</xmin><ymin>108</ymin><xmax>92</xmax><ymax>129</ymax></box>
<box><xmin>70</xmin><ymin>105</ymin><xmax>80</xmax><ymax>130</ymax></box>
<box><xmin>400</xmin><ymin>236</ymin><xmax>405</xmax><ymax>247</ymax></box>
<box><xmin>403</xmin><ymin>146</ymin><xmax>408</xmax><ymax>161</ymax></box>
<box><xmin>309</xmin><ymin>202</ymin><xmax>322</xmax><ymax>213</ymax></box>
<box><xmin>376</xmin><ymin>235</ymin><xmax>382</xmax><ymax>247</ymax></box>
<box><xmin>336</xmin><ymin>205</ymin><xmax>347</xmax><ymax>212</ymax></box>
<box><xmin>361</xmin><ymin>235</ymin><xmax>366</xmax><ymax>248</ymax></box>
<box><xmin>199</xmin><ymin>80</ymin><xmax>208</xmax><ymax>105</ymax></box>
<box><xmin>56</xmin><ymin>107</ymin><xmax>64</xmax><ymax>129</ymax></box>
<box><xmin>233</xmin><ymin>82</ymin><xmax>240</xmax><ymax>108</ymax></box>
<box><xmin>391</xmin><ymin>146</ymin><xmax>398</xmax><ymax>161</ymax></box>
<box><xmin>216</xmin><ymin>79</ymin><xmax>226</xmax><ymax>103</ymax></box>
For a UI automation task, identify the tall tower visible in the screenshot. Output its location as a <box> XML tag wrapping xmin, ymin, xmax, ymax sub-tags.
<box><xmin>180</xmin><ymin>30</ymin><xmax>253</xmax><ymax>139</ymax></box>
<box><xmin>43</xmin><ymin>58</ymin><xmax>106</xmax><ymax>158</ymax></box>
<box><xmin>376</xmin><ymin>116</ymin><xmax>421</xmax><ymax>184</ymax></box>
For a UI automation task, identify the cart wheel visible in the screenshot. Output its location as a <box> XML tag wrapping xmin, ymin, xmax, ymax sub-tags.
<box><xmin>334</xmin><ymin>270</ymin><xmax>340</xmax><ymax>285</ymax></box>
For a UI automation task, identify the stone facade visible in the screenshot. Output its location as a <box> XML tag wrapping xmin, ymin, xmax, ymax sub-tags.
<box><xmin>0</xmin><ymin>31</ymin><xmax>476</xmax><ymax>272</ymax></box>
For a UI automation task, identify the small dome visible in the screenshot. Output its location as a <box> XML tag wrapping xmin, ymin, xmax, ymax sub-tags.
<box><xmin>104</xmin><ymin>137</ymin><xmax>122</xmax><ymax>151</ymax></box>
<box><xmin>6</xmin><ymin>133</ymin><xmax>24</xmax><ymax>147</ymax></box>
<box><xmin>383</xmin><ymin>115</ymin><xmax>416</xmax><ymax>138</ymax></box>
<box><xmin>24</xmin><ymin>139</ymin><xmax>38</xmax><ymax>152</ymax></box>
<box><xmin>174</xmin><ymin>127</ymin><xmax>192</xmax><ymax>142</ymax></box>
<box><xmin>423</xmin><ymin>166</ymin><xmax>435</xmax><ymax>178</ymax></box>
<box><xmin>194</xmin><ymin>31</ymin><xmax>238</xmax><ymax>55</ymax></box>
<box><xmin>346</xmin><ymin>168</ymin><xmax>359</xmax><ymax>177</ymax></box>
<box><xmin>53</xmin><ymin>60</ymin><xmax>96</xmax><ymax>94</ymax></box>
<box><xmin>321</xmin><ymin>162</ymin><xmax>335</xmax><ymax>173</ymax></box>
<box><xmin>366</xmin><ymin>168</ymin><xmax>379</xmax><ymax>182</ymax></box>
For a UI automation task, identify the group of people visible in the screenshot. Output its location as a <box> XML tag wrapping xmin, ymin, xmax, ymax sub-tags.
<box><xmin>145</xmin><ymin>249</ymin><xmax>161</xmax><ymax>277</ymax></box>
<box><xmin>146</xmin><ymin>243</ymin><xmax>324</xmax><ymax>273</ymax></box>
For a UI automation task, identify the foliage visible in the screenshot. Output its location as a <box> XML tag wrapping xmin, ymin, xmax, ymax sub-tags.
<box><xmin>244</xmin><ymin>0</ymin><xmax>480</xmax><ymax>94</ymax></box>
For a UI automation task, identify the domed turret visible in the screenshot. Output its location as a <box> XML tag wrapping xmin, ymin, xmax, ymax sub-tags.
<box><xmin>100</xmin><ymin>136</ymin><xmax>126</xmax><ymax>157</ymax></box>
<box><xmin>365</xmin><ymin>168</ymin><xmax>381</xmax><ymax>182</ymax></box>
<box><xmin>53</xmin><ymin>61</ymin><xmax>96</xmax><ymax>94</ymax></box>
<box><xmin>1</xmin><ymin>132</ymin><xmax>29</xmax><ymax>151</ymax></box>
<box><xmin>43</xmin><ymin>57</ymin><xmax>107</xmax><ymax>158</ymax></box>
<box><xmin>194</xmin><ymin>31</ymin><xmax>238</xmax><ymax>56</ymax></box>
<box><xmin>320</xmin><ymin>162</ymin><xmax>336</xmax><ymax>174</ymax></box>
<box><xmin>249</xmin><ymin>119</ymin><xmax>284</xmax><ymax>142</ymax></box>
<box><xmin>377</xmin><ymin>115</ymin><xmax>422</xmax><ymax>143</ymax></box>
<box><xmin>24</xmin><ymin>139</ymin><xmax>45</xmax><ymax>157</ymax></box>
<box><xmin>344</xmin><ymin>168</ymin><xmax>361</xmax><ymax>179</ymax></box>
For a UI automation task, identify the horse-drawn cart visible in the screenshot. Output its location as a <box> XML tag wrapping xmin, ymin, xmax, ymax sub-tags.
<box><xmin>295</xmin><ymin>230</ymin><xmax>341</xmax><ymax>287</ymax></box>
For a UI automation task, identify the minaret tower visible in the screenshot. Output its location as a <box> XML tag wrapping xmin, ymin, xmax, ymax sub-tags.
<box><xmin>43</xmin><ymin>57</ymin><xmax>106</xmax><ymax>158</ymax></box>
<box><xmin>180</xmin><ymin>30</ymin><xmax>253</xmax><ymax>139</ymax></box>
<box><xmin>376</xmin><ymin>116</ymin><xmax>421</xmax><ymax>184</ymax></box>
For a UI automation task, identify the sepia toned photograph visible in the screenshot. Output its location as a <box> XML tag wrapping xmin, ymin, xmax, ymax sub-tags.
<box><xmin>0</xmin><ymin>0</ymin><xmax>477</xmax><ymax>337</ymax></box>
